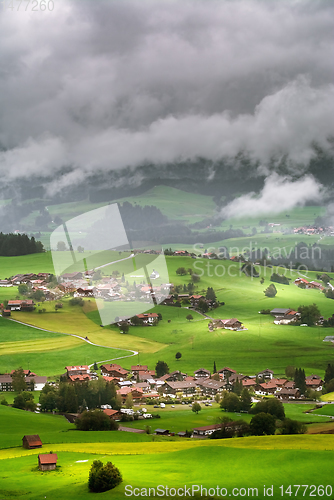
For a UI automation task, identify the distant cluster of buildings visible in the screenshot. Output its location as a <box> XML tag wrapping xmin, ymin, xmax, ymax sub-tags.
<box><xmin>293</xmin><ymin>225</ymin><xmax>334</xmax><ymax>236</ymax></box>
<box><xmin>60</xmin><ymin>364</ymin><xmax>322</xmax><ymax>402</ymax></box>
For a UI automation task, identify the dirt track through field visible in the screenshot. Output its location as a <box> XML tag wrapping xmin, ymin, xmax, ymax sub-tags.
<box><xmin>5</xmin><ymin>317</ymin><xmax>138</xmax><ymax>367</ymax></box>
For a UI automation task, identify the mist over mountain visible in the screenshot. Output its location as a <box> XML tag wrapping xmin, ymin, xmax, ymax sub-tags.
<box><xmin>0</xmin><ymin>0</ymin><xmax>333</xmax><ymax>219</ymax></box>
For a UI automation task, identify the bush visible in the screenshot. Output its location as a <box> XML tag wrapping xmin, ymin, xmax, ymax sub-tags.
<box><xmin>69</xmin><ymin>297</ymin><xmax>84</xmax><ymax>306</ymax></box>
<box><xmin>88</xmin><ymin>460</ymin><xmax>122</xmax><ymax>492</ymax></box>
<box><xmin>264</xmin><ymin>284</ymin><xmax>277</xmax><ymax>297</ymax></box>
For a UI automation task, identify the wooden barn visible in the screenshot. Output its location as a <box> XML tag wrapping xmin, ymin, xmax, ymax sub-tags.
<box><xmin>38</xmin><ymin>453</ymin><xmax>58</xmax><ymax>471</ymax></box>
<box><xmin>22</xmin><ymin>434</ymin><xmax>42</xmax><ymax>449</ymax></box>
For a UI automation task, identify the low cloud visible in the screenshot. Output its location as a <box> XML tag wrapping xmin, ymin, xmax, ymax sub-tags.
<box><xmin>0</xmin><ymin>1</ymin><xmax>333</xmax><ymax>194</ymax></box>
<box><xmin>221</xmin><ymin>174</ymin><xmax>325</xmax><ymax>218</ymax></box>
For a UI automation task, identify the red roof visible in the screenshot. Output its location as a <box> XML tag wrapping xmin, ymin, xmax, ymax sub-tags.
<box><xmin>38</xmin><ymin>453</ymin><xmax>58</xmax><ymax>464</ymax></box>
<box><xmin>103</xmin><ymin>409</ymin><xmax>119</xmax><ymax>417</ymax></box>
<box><xmin>68</xmin><ymin>374</ymin><xmax>91</xmax><ymax>382</ymax></box>
<box><xmin>131</xmin><ymin>365</ymin><xmax>148</xmax><ymax>371</ymax></box>
<box><xmin>136</xmin><ymin>313</ymin><xmax>159</xmax><ymax>319</ymax></box>
<box><xmin>23</xmin><ymin>435</ymin><xmax>42</xmax><ymax>447</ymax></box>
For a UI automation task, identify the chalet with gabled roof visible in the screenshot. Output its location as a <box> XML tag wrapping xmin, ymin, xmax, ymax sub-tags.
<box><xmin>100</xmin><ymin>364</ymin><xmax>129</xmax><ymax>379</ymax></box>
<box><xmin>194</xmin><ymin>368</ymin><xmax>211</xmax><ymax>379</ymax></box>
<box><xmin>65</xmin><ymin>365</ymin><xmax>89</xmax><ymax>377</ymax></box>
<box><xmin>218</xmin><ymin>367</ymin><xmax>237</xmax><ymax>380</ymax></box>
<box><xmin>164</xmin><ymin>380</ymin><xmax>196</xmax><ymax>396</ymax></box>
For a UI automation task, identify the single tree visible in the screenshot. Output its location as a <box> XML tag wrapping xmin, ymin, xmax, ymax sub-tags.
<box><xmin>57</xmin><ymin>241</ymin><xmax>67</xmax><ymax>251</ymax></box>
<box><xmin>186</xmin><ymin>314</ymin><xmax>193</xmax><ymax>322</ymax></box>
<box><xmin>213</xmin><ymin>361</ymin><xmax>217</xmax><ymax>374</ymax></box>
<box><xmin>18</xmin><ymin>283</ymin><xmax>29</xmax><ymax>295</ymax></box>
<box><xmin>11</xmin><ymin>367</ymin><xmax>26</xmax><ymax>392</ymax></box>
<box><xmin>240</xmin><ymin>388</ymin><xmax>252</xmax><ymax>412</ymax></box>
<box><xmin>155</xmin><ymin>360</ymin><xmax>169</xmax><ymax>378</ymax></box>
<box><xmin>285</xmin><ymin>365</ymin><xmax>295</xmax><ymax>379</ymax></box>
<box><xmin>324</xmin><ymin>363</ymin><xmax>334</xmax><ymax>384</ymax></box>
<box><xmin>192</xmin><ymin>402</ymin><xmax>201</xmax><ymax>414</ymax></box>
<box><xmin>206</xmin><ymin>287</ymin><xmax>217</xmax><ymax>302</ymax></box>
<box><xmin>125</xmin><ymin>393</ymin><xmax>133</xmax><ymax>409</ymax></box>
<box><xmin>175</xmin><ymin>352</ymin><xmax>182</xmax><ymax>361</ymax></box>
<box><xmin>264</xmin><ymin>283</ymin><xmax>277</xmax><ymax>297</ymax></box>
<box><xmin>119</xmin><ymin>322</ymin><xmax>129</xmax><ymax>334</ymax></box>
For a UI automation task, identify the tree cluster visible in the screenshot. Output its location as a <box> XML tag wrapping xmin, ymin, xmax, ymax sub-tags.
<box><xmin>0</xmin><ymin>232</ymin><xmax>44</xmax><ymax>256</ymax></box>
<box><xmin>75</xmin><ymin>410</ymin><xmax>118</xmax><ymax>431</ymax></box>
<box><xmin>39</xmin><ymin>379</ymin><xmax>119</xmax><ymax>414</ymax></box>
<box><xmin>297</xmin><ymin>304</ymin><xmax>321</xmax><ymax>326</ymax></box>
<box><xmin>249</xmin><ymin>398</ymin><xmax>285</xmax><ymax>420</ymax></box>
<box><xmin>220</xmin><ymin>388</ymin><xmax>252</xmax><ymax>413</ymax></box>
<box><xmin>13</xmin><ymin>391</ymin><xmax>37</xmax><ymax>411</ymax></box>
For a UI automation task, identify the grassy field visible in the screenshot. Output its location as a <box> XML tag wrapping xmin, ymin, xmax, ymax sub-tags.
<box><xmin>0</xmin><ymin>435</ymin><xmax>333</xmax><ymax>500</ymax></box>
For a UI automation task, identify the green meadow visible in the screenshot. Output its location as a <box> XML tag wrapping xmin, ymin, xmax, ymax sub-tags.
<box><xmin>1</xmin><ymin>254</ymin><xmax>334</xmax><ymax>376</ymax></box>
<box><xmin>0</xmin><ymin>433</ymin><xmax>333</xmax><ymax>500</ymax></box>
<box><xmin>0</xmin><ymin>221</ymin><xmax>334</xmax><ymax>498</ymax></box>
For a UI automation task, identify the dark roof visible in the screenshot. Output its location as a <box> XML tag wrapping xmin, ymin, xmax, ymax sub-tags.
<box><xmin>23</xmin><ymin>435</ymin><xmax>42</xmax><ymax>446</ymax></box>
<box><xmin>193</xmin><ymin>424</ymin><xmax>222</xmax><ymax>431</ymax></box>
<box><xmin>270</xmin><ymin>308</ymin><xmax>291</xmax><ymax>315</ymax></box>
<box><xmin>38</xmin><ymin>453</ymin><xmax>58</xmax><ymax>464</ymax></box>
<box><xmin>165</xmin><ymin>381</ymin><xmax>196</xmax><ymax>389</ymax></box>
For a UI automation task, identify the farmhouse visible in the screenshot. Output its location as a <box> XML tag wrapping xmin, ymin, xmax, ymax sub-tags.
<box><xmin>192</xmin><ymin>424</ymin><xmax>222</xmax><ymax>436</ymax></box>
<box><xmin>65</xmin><ymin>365</ymin><xmax>89</xmax><ymax>377</ymax></box>
<box><xmin>38</xmin><ymin>453</ymin><xmax>58</xmax><ymax>471</ymax></box>
<box><xmin>22</xmin><ymin>435</ymin><xmax>42</xmax><ymax>449</ymax></box>
<box><xmin>135</xmin><ymin>313</ymin><xmax>159</xmax><ymax>324</ymax></box>
<box><xmin>0</xmin><ymin>374</ymin><xmax>47</xmax><ymax>391</ymax></box>
<box><xmin>155</xmin><ymin>428</ymin><xmax>170</xmax><ymax>435</ymax></box>
<box><xmin>276</xmin><ymin>388</ymin><xmax>300</xmax><ymax>400</ymax></box>
<box><xmin>306</xmin><ymin>375</ymin><xmax>323</xmax><ymax>391</ymax></box>
<box><xmin>7</xmin><ymin>299</ymin><xmax>35</xmax><ymax>311</ymax></box>
<box><xmin>211</xmin><ymin>318</ymin><xmax>243</xmax><ymax>330</ymax></box>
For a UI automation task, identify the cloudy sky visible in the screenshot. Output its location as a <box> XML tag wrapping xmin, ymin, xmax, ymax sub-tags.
<box><xmin>0</xmin><ymin>0</ymin><xmax>333</xmax><ymax>209</ymax></box>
